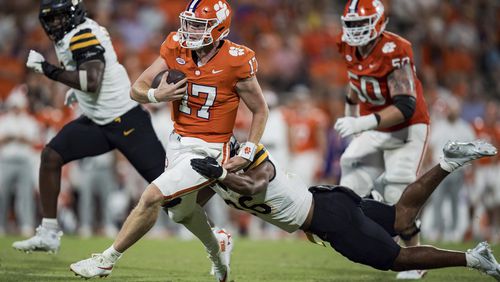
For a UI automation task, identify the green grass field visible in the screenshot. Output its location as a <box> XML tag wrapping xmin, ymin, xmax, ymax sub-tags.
<box><xmin>0</xmin><ymin>236</ymin><xmax>496</xmax><ymax>281</ymax></box>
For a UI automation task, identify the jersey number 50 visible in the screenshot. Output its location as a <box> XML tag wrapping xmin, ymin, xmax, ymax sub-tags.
<box><xmin>179</xmin><ymin>84</ymin><xmax>217</xmax><ymax>119</ymax></box>
<box><xmin>348</xmin><ymin>71</ymin><xmax>385</xmax><ymax>106</ymax></box>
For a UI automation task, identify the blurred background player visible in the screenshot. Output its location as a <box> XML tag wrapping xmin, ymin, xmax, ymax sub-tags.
<box><xmin>333</xmin><ymin>0</ymin><xmax>430</xmax><ymax>279</ymax></box>
<box><xmin>70</xmin><ymin>0</ymin><xmax>268</xmax><ymax>281</ymax></box>
<box><xmin>0</xmin><ymin>87</ymin><xmax>40</xmax><ymax>236</ymax></box>
<box><xmin>427</xmin><ymin>96</ymin><xmax>476</xmax><ymax>242</ymax></box>
<box><xmin>12</xmin><ymin>0</ymin><xmax>166</xmax><ymax>253</ymax></box>
<box><xmin>285</xmin><ymin>85</ymin><xmax>328</xmax><ymax>187</ymax></box>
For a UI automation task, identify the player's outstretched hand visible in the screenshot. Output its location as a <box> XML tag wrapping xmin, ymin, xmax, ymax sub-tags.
<box><xmin>26</xmin><ymin>50</ymin><xmax>46</xmax><ymax>73</ymax></box>
<box><xmin>223</xmin><ymin>155</ymin><xmax>251</xmax><ymax>172</ymax></box>
<box><xmin>154</xmin><ymin>71</ymin><xmax>188</xmax><ymax>102</ymax></box>
<box><xmin>191</xmin><ymin>157</ymin><xmax>226</xmax><ymax>180</ymax></box>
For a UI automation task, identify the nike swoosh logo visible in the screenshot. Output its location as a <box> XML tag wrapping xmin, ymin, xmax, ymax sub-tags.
<box><xmin>123</xmin><ymin>128</ymin><xmax>135</xmax><ymax>136</ymax></box>
<box><xmin>212</xmin><ymin>69</ymin><xmax>223</xmax><ymax>74</ymax></box>
<box><xmin>97</xmin><ymin>266</ymin><xmax>113</xmax><ymax>270</ymax></box>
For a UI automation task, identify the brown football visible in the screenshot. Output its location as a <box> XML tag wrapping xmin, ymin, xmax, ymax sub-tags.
<box><xmin>151</xmin><ymin>69</ymin><xmax>186</xmax><ymax>88</ymax></box>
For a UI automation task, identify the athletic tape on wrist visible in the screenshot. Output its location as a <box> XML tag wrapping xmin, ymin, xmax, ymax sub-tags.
<box><xmin>147</xmin><ymin>88</ymin><xmax>159</xmax><ymax>103</ymax></box>
<box><xmin>238</xmin><ymin>142</ymin><xmax>257</xmax><ymax>162</ymax></box>
<box><xmin>218</xmin><ymin>168</ymin><xmax>228</xmax><ymax>181</ymax></box>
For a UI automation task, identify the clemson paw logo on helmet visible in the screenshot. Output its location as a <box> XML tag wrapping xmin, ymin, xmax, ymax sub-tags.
<box><xmin>214</xmin><ymin>1</ymin><xmax>230</xmax><ymax>22</ymax></box>
<box><xmin>382</xmin><ymin>42</ymin><xmax>396</xmax><ymax>54</ymax></box>
<box><xmin>229</xmin><ymin>46</ymin><xmax>245</xmax><ymax>56</ymax></box>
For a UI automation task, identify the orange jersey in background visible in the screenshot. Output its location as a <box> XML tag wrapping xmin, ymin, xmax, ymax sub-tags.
<box><xmin>473</xmin><ymin>117</ymin><xmax>500</xmax><ymax>166</ymax></box>
<box><xmin>337</xmin><ymin>31</ymin><xmax>430</xmax><ymax>132</ymax></box>
<box><xmin>285</xmin><ymin>107</ymin><xmax>328</xmax><ymax>153</ymax></box>
<box><xmin>160</xmin><ymin>32</ymin><xmax>258</xmax><ymax>143</ymax></box>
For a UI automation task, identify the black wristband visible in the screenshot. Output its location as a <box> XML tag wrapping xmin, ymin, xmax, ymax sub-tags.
<box><xmin>42</xmin><ymin>61</ymin><xmax>64</xmax><ymax>80</ymax></box>
<box><xmin>345</xmin><ymin>95</ymin><xmax>357</xmax><ymax>105</ymax></box>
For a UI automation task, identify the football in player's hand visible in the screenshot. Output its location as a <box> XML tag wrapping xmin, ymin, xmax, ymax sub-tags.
<box><xmin>151</xmin><ymin>69</ymin><xmax>187</xmax><ymax>88</ymax></box>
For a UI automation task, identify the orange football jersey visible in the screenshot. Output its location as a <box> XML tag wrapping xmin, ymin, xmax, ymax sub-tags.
<box><xmin>284</xmin><ymin>107</ymin><xmax>328</xmax><ymax>153</ymax></box>
<box><xmin>160</xmin><ymin>32</ymin><xmax>258</xmax><ymax>143</ymax></box>
<box><xmin>473</xmin><ymin>118</ymin><xmax>500</xmax><ymax>166</ymax></box>
<box><xmin>337</xmin><ymin>31</ymin><xmax>430</xmax><ymax>132</ymax></box>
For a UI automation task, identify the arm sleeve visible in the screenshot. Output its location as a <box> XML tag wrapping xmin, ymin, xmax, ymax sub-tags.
<box><xmin>70</xmin><ymin>28</ymin><xmax>105</xmax><ymax>67</ymax></box>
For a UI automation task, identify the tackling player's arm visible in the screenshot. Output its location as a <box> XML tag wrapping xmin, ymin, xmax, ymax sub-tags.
<box><xmin>130</xmin><ymin>56</ymin><xmax>187</xmax><ymax>104</ymax></box>
<box><xmin>191</xmin><ymin>156</ymin><xmax>273</xmax><ymax>196</ymax></box>
<box><xmin>225</xmin><ymin>76</ymin><xmax>269</xmax><ymax>171</ymax></box>
<box><xmin>375</xmin><ymin>63</ymin><xmax>417</xmax><ymax>128</ymax></box>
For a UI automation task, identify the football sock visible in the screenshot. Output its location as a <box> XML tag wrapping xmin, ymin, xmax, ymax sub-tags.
<box><xmin>182</xmin><ymin>205</ymin><xmax>220</xmax><ymax>258</ymax></box>
<box><xmin>103</xmin><ymin>246</ymin><xmax>122</xmax><ymax>263</ymax></box>
<box><xmin>41</xmin><ymin>218</ymin><xmax>59</xmax><ymax>231</ymax></box>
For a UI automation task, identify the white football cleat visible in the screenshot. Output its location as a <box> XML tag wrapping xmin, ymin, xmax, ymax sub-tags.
<box><xmin>467</xmin><ymin>241</ymin><xmax>500</xmax><ymax>280</ymax></box>
<box><xmin>70</xmin><ymin>253</ymin><xmax>114</xmax><ymax>279</ymax></box>
<box><xmin>396</xmin><ymin>269</ymin><xmax>428</xmax><ymax>280</ymax></box>
<box><xmin>12</xmin><ymin>225</ymin><xmax>62</xmax><ymax>253</ymax></box>
<box><xmin>441</xmin><ymin>140</ymin><xmax>497</xmax><ymax>172</ymax></box>
<box><xmin>209</xmin><ymin>228</ymin><xmax>233</xmax><ymax>282</ymax></box>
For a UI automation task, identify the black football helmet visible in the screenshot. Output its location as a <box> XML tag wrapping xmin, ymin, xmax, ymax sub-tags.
<box><xmin>39</xmin><ymin>0</ymin><xmax>86</xmax><ymax>42</ymax></box>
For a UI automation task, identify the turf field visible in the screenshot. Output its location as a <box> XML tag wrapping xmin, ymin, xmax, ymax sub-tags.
<box><xmin>0</xmin><ymin>236</ymin><xmax>497</xmax><ymax>281</ymax></box>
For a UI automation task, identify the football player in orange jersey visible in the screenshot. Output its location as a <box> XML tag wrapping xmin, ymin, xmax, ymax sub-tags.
<box><xmin>333</xmin><ymin>0</ymin><xmax>430</xmax><ymax>279</ymax></box>
<box><xmin>70</xmin><ymin>0</ymin><xmax>268</xmax><ymax>281</ymax></box>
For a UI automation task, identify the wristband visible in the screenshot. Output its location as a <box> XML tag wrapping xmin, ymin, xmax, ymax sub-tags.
<box><xmin>79</xmin><ymin>70</ymin><xmax>88</xmax><ymax>92</ymax></box>
<box><xmin>42</xmin><ymin>61</ymin><xmax>64</xmax><ymax>80</ymax></box>
<box><xmin>238</xmin><ymin>142</ymin><xmax>257</xmax><ymax>161</ymax></box>
<box><xmin>218</xmin><ymin>168</ymin><xmax>228</xmax><ymax>181</ymax></box>
<box><xmin>147</xmin><ymin>88</ymin><xmax>159</xmax><ymax>103</ymax></box>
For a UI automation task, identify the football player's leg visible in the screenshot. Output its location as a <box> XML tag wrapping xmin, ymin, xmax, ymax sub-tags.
<box><xmin>166</xmin><ymin>183</ymin><xmax>230</xmax><ymax>281</ymax></box>
<box><xmin>340</xmin><ymin>132</ymin><xmax>384</xmax><ymax>197</ymax></box>
<box><xmin>316</xmin><ymin>191</ymin><xmax>401</xmax><ymax>271</ymax></box>
<box><xmin>108</xmin><ymin>106</ymin><xmax>166</xmax><ymax>183</ymax></box>
<box><xmin>113</xmin><ymin>184</ymin><xmax>164</xmax><ymax>252</ymax></box>
<box><xmin>393</xmin><ymin>241</ymin><xmax>500</xmax><ymax>281</ymax></box>
<box><xmin>381</xmin><ymin>124</ymin><xmax>428</xmax><ymax>205</ymax></box>
<box><xmin>394</xmin><ymin>140</ymin><xmax>498</xmax><ymax>236</ymax></box>
<box><xmin>70</xmin><ymin>183</ymin><xmax>163</xmax><ymax>278</ymax></box>
<box><xmin>13</xmin><ymin>116</ymin><xmax>112</xmax><ymax>253</ymax></box>
<box><xmin>41</xmin><ymin>116</ymin><xmax>113</xmax><ymax>218</ymax></box>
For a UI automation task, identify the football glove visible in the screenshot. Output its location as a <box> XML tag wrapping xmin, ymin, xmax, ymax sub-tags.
<box><xmin>26</xmin><ymin>50</ymin><xmax>45</xmax><ymax>73</ymax></box>
<box><xmin>334</xmin><ymin>114</ymin><xmax>378</xmax><ymax>138</ymax></box>
<box><xmin>190</xmin><ymin>157</ymin><xmax>227</xmax><ymax>180</ymax></box>
<box><xmin>26</xmin><ymin>49</ymin><xmax>63</xmax><ymax>80</ymax></box>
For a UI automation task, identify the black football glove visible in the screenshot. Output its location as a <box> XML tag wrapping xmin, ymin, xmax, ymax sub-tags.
<box><xmin>190</xmin><ymin>157</ymin><xmax>227</xmax><ymax>180</ymax></box>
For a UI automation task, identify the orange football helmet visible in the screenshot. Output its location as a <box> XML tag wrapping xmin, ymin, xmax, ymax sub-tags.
<box><xmin>341</xmin><ymin>0</ymin><xmax>388</xmax><ymax>46</ymax></box>
<box><xmin>178</xmin><ymin>0</ymin><xmax>232</xmax><ymax>50</ymax></box>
